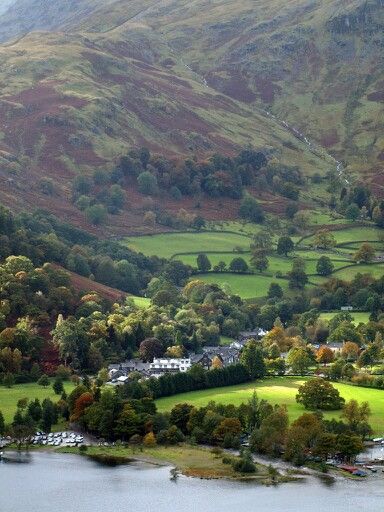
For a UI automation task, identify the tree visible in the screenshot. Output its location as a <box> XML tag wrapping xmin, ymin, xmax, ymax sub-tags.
<box><xmin>53</xmin><ymin>378</ymin><xmax>64</xmax><ymax>395</ymax></box>
<box><xmin>211</xmin><ymin>355</ymin><xmax>223</xmax><ymax>369</ymax></box>
<box><xmin>85</xmin><ymin>204</ymin><xmax>107</xmax><ymax>225</ymax></box>
<box><xmin>143</xmin><ymin>431</ymin><xmax>157</xmax><ymax>447</ymax></box>
<box><xmin>114</xmin><ymin>404</ymin><xmax>140</xmax><ymax>440</ymax></box>
<box><xmin>196</xmin><ymin>254</ymin><xmax>212</xmax><ymax>272</ymax></box>
<box><xmin>336</xmin><ymin>433</ymin><xmax>364</xmax><ymax>462</ymax></box>
<box><xmin>277</xmin><ymin>236</ymin><xmax>294</xmax><ymax>256</ymax></box>
<box><xmin>353</xmin><ymin>243</ymin><xmax>375</xmax><ymax>263</ymax></box>
<box><xmin>316</xmin><ymin>346</ymin><xmax>334</xmax><ymax>366</ymax></box>
<box><xmin>341</xmin><ymin>341</ymin><xmax>359</xmax><ymax>362</ymax></box>
<box><xmin>286</xmin><ymin>347</ymin><xmax>312</xmax><ymax>375</ymax></box>
<box><xmin>293</xmin><ymin>210</ymin><xmax>310</xmax><ymax>231</ymax></box>
<box><xmin>251</xmin><ymin>253</ymin><xmax>269</xmax><ymax>273</ymax></box>
<box><xmin>107</xmin><ymin>184</ymin><xmax>126</xmax><ymax>211</ymax></box>
<box><xmin>139</xmin><ymin>337</ymin><xmax>163</xmax><ymax>362</ymax></box>
<box><xmin>313</xmin><ymin>432</ymin><xmax>338</xmax><ymax>461</ymax></box>
<box><xmin>251</xmin><ymin>231</ymin><xmax>273</xmax><ymax>253</ymax></box>
<box><xmin>267</xmin><ymin>282</ymin><xmax>283</xmax><ymax>299</ymax></box>
<box><xmin>3</xmin><ymin>372</ymin><xmax>15</xmax><ymax>388</ymax></box>
<box><xmin>357</xmin><ymin>349</ymin><xmax>374</xmax><ymax>369</ymax></box>
<box><xmin>240</xmin><ymin>339</ymin><xmax>266</xmax><ymax>379</ymax></box>
<box><xmin>37</xmin><ymin>374</ymin><xmax>50</xmax><ymax>387</ymax></box>
<box><xmin>313</xmin><ymin>229</ymin><xmax>336</xmax><ymax>249</ymax></box>
<box><xmin>342</xmin><ymin>400</ymin><xmax>371</xmax><ymax>431</ymax></box>
<box><xmin>137</xmin><ymin>171</ymin><xmax>158</xmax><ymax>195</ymax></box>
<box><xmin>213</xmin><ymin>417</ymin><xmax>242</xmax><ymax>443</ymax></box>
<box><xmin>316</xmin><ymin>256</ymin><xmax>334</xmax><ymax>276</ymax></box>
<box><xmin>288</xmin><ymin>258</ymin><xmax>308</xmax><ymax>289</ymax></box>
<box><xmin>143</xmin><ymin>210</ymin><xmax>156</xmax><ymax>227</ymax></box>
<box><xmin>170</xmin><ymin>403</ymin><xmax>194</xmax><ymax>434</ymax></box>
<box><xmin>239</xmin><ymin>195</ymin><xmax>264</xmax><ymax>223</ymax></box>
<box><xmin>0</xmin><ymin>410</ymin><xmax>4</xmax><ymax>436</ymax></box>
<box><xmin>296</xmin><ymin>378</ymin><xmax>345</xmax><ymax>410</ymax></box>
<box><xmin>41</xmin><ymin>399</ymin><xmax>57</xmax><ymax>433</ymax></box>
<box><xmin>229</xmin><ymin>257</ymin><xmax>249</xmax><ymax>273</ymax></box>
<box><xmin>345</xmin><ymin>203</ymin><xmax>360</xmax><ymax>221</ymax></box>
<box><xmin>72</xmin><ymin>175</ymin><xmax>92</xmax><ymax>196</ymax></box>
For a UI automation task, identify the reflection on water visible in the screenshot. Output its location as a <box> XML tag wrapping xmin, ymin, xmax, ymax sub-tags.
<box><xmin>1</xmin><ymin>451</ymin><xmax>384</xmax><ymax>512</ymax></box>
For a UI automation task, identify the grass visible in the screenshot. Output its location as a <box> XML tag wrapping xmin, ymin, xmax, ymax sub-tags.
<box><xmin>58</xmin><ymin>444</ymin><xmax>274</xmax><ymax>481</ymax></box>
<box><xmin>156</xmin><ymin>377</ymin><xmax>384</xmax><ymax>434</ymax></box>
<box><xmin>130</xmin><ymin>296</ymin><xmax>151</xmax><ymax>308</ymax></box>
<box><xmin>123</xmin><ymin>231</ymin><xmax>251</xmax><ymax>259</ymax></box>
<box><xmin>220</xmin><ymin>336</ymin><xmax>234</xmax><ymax>346</ymax></box>
<box><xmin>332</xmin><ymin>263</ymin><xmax>384</xmax><ymax>280</ymax></box>
<box><xmin>197</xmin><ymin>272</ymin><xmax>289</xmax><ymax>299</ymax></box>
<box><xmin>176</xmin><ymin>252</ymin><xmax>349</xmax><ymax>275</ymax></box>
<box><xmin>0</xmin><ymin>381</ymin><xmax>76</xmax><ymax>423</ymax></box>
<box><xmin>305</xmin><ymin>226</ymin><xmax>381</xmax><ymax>245</ymax></box>
<box><xmin>319</xmin><ymin>311</ymin><xmax>371</xmax><ymax>325</ymax></box>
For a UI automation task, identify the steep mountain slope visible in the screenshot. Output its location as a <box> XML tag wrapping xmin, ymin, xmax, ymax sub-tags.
<box><xmin>0</xmin><ymin>0</ymin><xmax>382</xmax><ymax>182</ymax></box>
<box><xmin>0</xmin><ymin>18</ymin><xmax>329</xmax><ymax>233</ymax></box>
<box><xmin>0</xmin><ymin>0</ymin><xmax>382</xmax><ymax>235</ymax></box>
<box><xmin>101</xmin><ymin>0</ymin><xmax>381</xmax><ymax>181</ymax></box>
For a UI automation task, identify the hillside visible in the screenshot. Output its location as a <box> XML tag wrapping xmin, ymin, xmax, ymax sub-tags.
<box><xmin>0</xmin><ymin>12</ymin><xmax>330</xmax><ymax>233</ymax></box>
<box><xmin>0</xmin><ymin>0</ymin><xmax>382</xmax><ymax>233</ymax></box>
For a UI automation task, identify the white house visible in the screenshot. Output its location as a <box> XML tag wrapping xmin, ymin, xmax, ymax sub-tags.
<box><xmin>149</xmin><ymin>358</ymin><xmax>191</xmax><ymax>376</ymax></box>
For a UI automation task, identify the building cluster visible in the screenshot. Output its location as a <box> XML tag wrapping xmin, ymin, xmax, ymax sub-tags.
<box><xmin>107</xmin><ymin>329</ymin><xmax>267</xmax><ymax>385</ymax></box>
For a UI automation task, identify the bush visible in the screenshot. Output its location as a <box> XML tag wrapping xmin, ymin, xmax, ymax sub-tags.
<box><xmin>85</xmin><ymin>204</ymin><xmax>107</xmax><ymax>225</ymax></box>
<box><xmin>232</xmin><ymin>450</ymin><xmax>256</xmax><ymax>473</ymax></box>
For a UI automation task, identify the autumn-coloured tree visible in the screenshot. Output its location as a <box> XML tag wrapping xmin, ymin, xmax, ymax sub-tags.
<box><xmin>139</xmin><ymin>337</ymin><xmax>163</xmax><ymax>362</ymax></box>
<box><xmin>341</xmin><ymin>341</ymin><xmax>360</xmax><ymax>361</ymax></box>
<box><xmin>353</xmin><ymin>243</ymin><xmax>375</xmax><ymax>263</ymax></box>
<box><xmin>316</xmin><ymin>345</ymin><xmax>334</xmax><ymax>366</ymax></box>
<box><xmin>312</xmin><ymin>229</ymin><xmax>336</xmax><ymax>249</ymax></box>
<box><xmin>71</xmin><ymin>392</ymin><xmax>94</xmax><ymax>422</ymax></box>
<box><xmin>213</xmin><ymin>417</ymin><xmax>242</xmax><ymax>443</ymax></box>
<box><xmin>143</xmin><ymin>431</ymin><xmax>157</xmax><ymax>447</ymax></box>
<box><xmin>211</xmin><ymin>355</ymin><xmax>223</xmax><ymax>369</ymax></box>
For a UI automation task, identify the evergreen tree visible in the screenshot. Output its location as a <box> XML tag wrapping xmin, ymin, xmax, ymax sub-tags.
<box><xmin>240</xmin><ymin>340</ymin><xmax>266</xmax><ymax>379</ymax></box>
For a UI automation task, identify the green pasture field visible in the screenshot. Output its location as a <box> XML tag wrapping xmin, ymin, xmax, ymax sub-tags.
<box><xmin>306</xmin><ymin>210</ymin><xmax>350</xmax><ymax>226</ymax></box>
<box><xmin>319</xmin><ymin>311</ymin><xmax>370</xmax><ymax>325</ymax></box>
<box><xmin>305</xmin><ymin>226</ymin><xmax>381</xmax><ymax>246</ymax></box>
<box><xmin>156</xmin><ymin>377</ymin><xmax>384</xmax><ymax>434</ymax></box>
<box><xmin>196</xmin><ymin>272</ymin><xmax>289</xmax><ymax>299</ymax></box>
<box><xmin>332</xmin><ymin>263</ymin><xmax>384</xmax><ymax>280</ymax></box>
<box><xmin>0</xmin><ymin>381</ymin><xmax>76</xmax><ymax>423</ymax></box>
<box><xmin>175</xmin><ymin>253</ymin><xmax>349</xmax><ymax>276</ymax></box>
<box><xmin>131</xmin><ymin>296</ymin><xmax>151</xmax><ymax>308</ymax></box>
<box><xmin>123</xmin><ymin>231</ymin><xmax>251</xmax><ymax>259</ymax></box>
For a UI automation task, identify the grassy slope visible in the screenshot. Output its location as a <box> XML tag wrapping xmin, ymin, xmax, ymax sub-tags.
<box><xmin>319</xmin><ymin>311</ymin><xmax>370</xmax><ymax>325</ymax></box>
<box><xmin>124</xmin><ymin>231</ymin><xmax>251</xmax><ymax>259</ymax></box>
<box><xmin>0</xmin><ymin>17</ymin><xmax>329</xmax><ymax>234</ymax></box>
<box><xmin>156</xmin><ymin>377</ymin><xmax>384</xmax><ymax>434</ymax></box>
<box><xmin>130</xmin><ymin>0</ymin><xmax>383</xmax><ymax>178</ymax></box>
<box><xmin>0</xmin><ymin>381</ymin><xmax>76</xmax><ymax>423</ymax></box>
<box><xmin>196</xmin><ymin>273</ymin><xmax>289</xmax><ymax>299</ymax></box>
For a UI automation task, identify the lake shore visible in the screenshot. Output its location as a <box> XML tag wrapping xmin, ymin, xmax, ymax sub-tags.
<box><xmin>55</xmin><ymin>444</ymin><xmax>296</xmax><ymax>484</ymax></box>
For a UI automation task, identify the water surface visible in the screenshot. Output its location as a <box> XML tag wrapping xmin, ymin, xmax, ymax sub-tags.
<box><xmin>1</xmin><ymin>451</ymin><xmax>384</xmax><ymax>512</ymax></box>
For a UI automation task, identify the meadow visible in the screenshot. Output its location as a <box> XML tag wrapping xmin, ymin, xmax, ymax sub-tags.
<box><xmin>156</xmin><ymin>377</ymin><xmax>384</xmax><ymax>434</ymax></box>
<box><xmin>319</xmin><ymin>311</ymin><xmax>370</xmax><ymax>325</ymax></box>
<box><xmin>0</xmin><ymin>381</ymin><xmax>76</xmax><ymax>423</ymax></box>
<box><xmin>123</xmin><ymin>231</ymin><xmax>251</xmax><ymax>259</ymax></box>
<box><xmin>125</xmin><ymin>220</ymin><xmax>383</xmax><ymax>300</ymax></box>
<box><xmin>304</xmin><ymin>226</ymin><xmax>382</xmax><ymax>246</ymax></box>
<box><xmin>197</xmin><ymin>273</ymin><xmax>289</xmax><ymax>299</ymax></box>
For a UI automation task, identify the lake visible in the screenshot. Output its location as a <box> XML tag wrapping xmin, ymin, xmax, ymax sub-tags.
<box><xmin>1</xmin><ymin>451</ymin><xmax>384</xmax><ymax>512</ymax></box>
